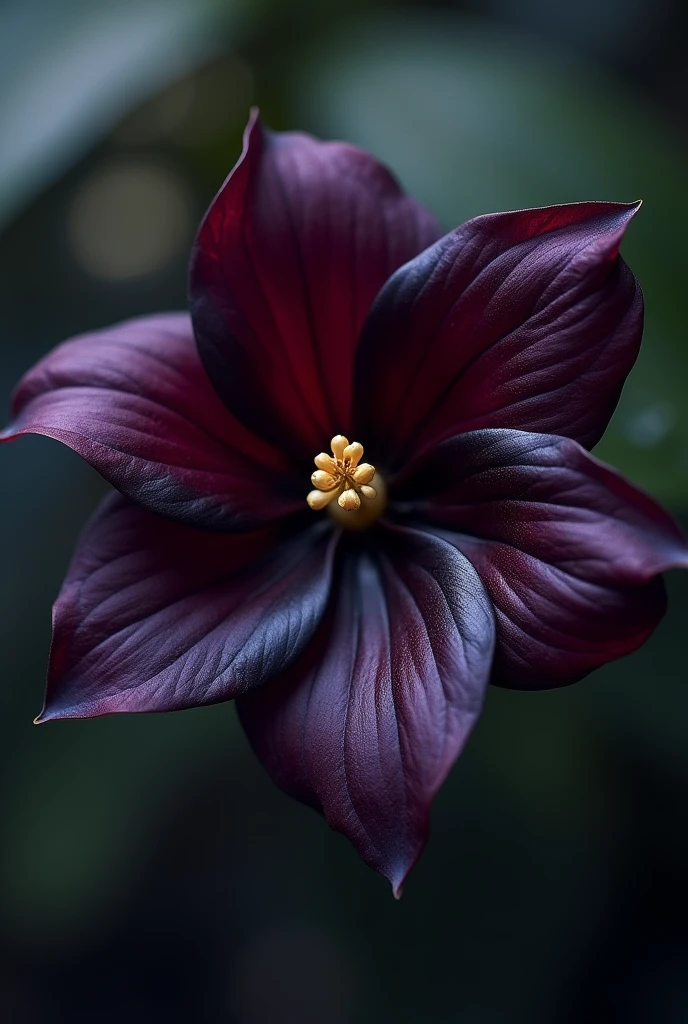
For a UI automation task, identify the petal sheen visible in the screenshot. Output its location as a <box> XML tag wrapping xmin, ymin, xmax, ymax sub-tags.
<box><xmin>354</xmin><ymin>202</ymin><xmax>643</xmax><ymax>467</ymax></box>
<box><xmin>238</xmin><ymin>526</ymin><xmax>495</xmax><ymax>894</ymax></box>
<box><xmin>2</xmin><ymin>314</ymin><xmax>302</xmax><ymax>531</ymax></box>
<box><xmin>189</xmin><ymin>110</ymin><xmax>441</xmax><ymax>457</ymax></box>
<box><xmin>396</xmin><ymin>429</ymin><xmax>688</xmax><ymax>688</ymax></box>
<box><xmin>39</xmin><ymin>495</ymin><xmax>337</xmax><ymax>721</ymax></box>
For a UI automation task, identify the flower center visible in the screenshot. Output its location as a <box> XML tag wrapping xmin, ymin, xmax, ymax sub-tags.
<box><xmin>306</xmin><ymin>435</ymin><xmax>386</xmax><ymax>530</ymax></box>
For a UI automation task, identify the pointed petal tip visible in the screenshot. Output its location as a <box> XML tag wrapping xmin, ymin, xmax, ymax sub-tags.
<box><xmin>384</xmin><ymin>853</ymin><xmax>418</xmax><ymax>899</ymax></box>
<box><xmin>34</xmin><ymin>700</ymin><xmax>68</xmax><ymax>724</ymax></box>
<box><xmin>591</xmin><ymin>200</ymin><xmax>642</xmax><ymax>253</ymax></box>
<box><xmin>0</xmin><ymin>416</ymin><xmax>23</xmax><ymax>441</ymax></box>
<box><xmin>564</xmin><ymin>199</ymin><xmax>643</xmax><ymax>238</ymax></box>
<box><xmin>610</xmin><ymin>198</ymin><xmax>643</xmax><ymax>227</ymax></box>
<box><xmin>245</xmin><ymin>105</ymin><xmax>262</xmax><ymax>134</ymax></box>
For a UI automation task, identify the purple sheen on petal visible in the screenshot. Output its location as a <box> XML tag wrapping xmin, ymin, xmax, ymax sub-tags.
<box><xmin>354</xmin><ymin>202</ymin><xmax>643</xmax><ymax>467</ymax></box>
<box><xmin>1</xmin><ymin>314</ymin><xmax>302</xmax><ymax>532</ymax></box>
<box><xmin>38</xmin><ymin>494</ymin><xmax>337</xmax><ymax>721</ymax></box>
<box><xmin>238</xmin><ymin>525</ymin><xmax>495</xmax><ymax>894</ymax></box>
<box><xmin>392</xmin><ymin>428</ymin><xmax>688</xmax><ymax>689</ymax></box>
<box><xmin>392</xmin><ymin>429</ymin><xmax>688</xmax><ymax>587</ymax></box>
<box><xmin>434</xmin><ymin>531</ymin><xmax>668</xmax><ymax>690</ymax></box>
<box><xmin>189</xmin><ymin>109</ymin><xmax>441</xmax><ymax>457</ymax></box>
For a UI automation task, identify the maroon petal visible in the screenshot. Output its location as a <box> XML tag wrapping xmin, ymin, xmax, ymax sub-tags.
<box><xmin>189</xmin><ymin>109</ymin><xmax>441</xmax><ymax>457</ymax></box>
<box><xmin>2</xmin><ymin>314</ymin><xmax>302</xmax><ymax>531</ymax></box>
<box><xmin>39</xmin><ymin>494</ymin><xmax>337</xmax><ymax>721</ymax></box>
<box><xmin>354</xmin><ymin>202</ymin><xmax>642</xmax><ymax>467</ymax></box>
<box><xmin>395</xmin><ymin>429</ymin><xmax>688</xmax><ymax>688</ymax></box>
<box><xmin>238</xmin><ymin>526</ymin><xmax>495</xmax><ymax>894</ymax></box>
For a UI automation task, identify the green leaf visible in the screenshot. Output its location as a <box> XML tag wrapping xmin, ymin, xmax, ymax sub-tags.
<box><xmin>0</xmin><ymin>0</ymin><xmax>241</xmax><ymax>229</ymax></box>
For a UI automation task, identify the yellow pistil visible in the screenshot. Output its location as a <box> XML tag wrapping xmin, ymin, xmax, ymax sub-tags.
<box><xmin>307</xmin><ymin>435</ymin><xmax>385</xmax><ymax>528</ymax></box>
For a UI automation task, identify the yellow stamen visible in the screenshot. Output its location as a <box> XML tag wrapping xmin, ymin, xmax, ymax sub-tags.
<box><xmin>311</xmin><ymin>470</ymin><xmax>338</xmax><ymax>491</ymax></box>
<box><xmin>338</xmin><ymin>488</ymin><xmax>360</xmax><ymax>510</ymax></box>
<box><xmin>330</xmin><ymin>435</ymin><xmax>349</xmax><ymax>460</ymax></box>
<box><xmin>314</xmin><ymin>452</ymin><xmax>337</xmax><ymax>473</ymax></box>
<box><xmin>342</xmin><ymin>442</ymin><xmax>363</xmax><ymax>467</ymax></box>
<box><xmin>306</xmin><ymin>487</ymin><xmax>340</xmax><ymax>510</ymax></box>
<box><xmin>352</xmin><ymin>463</ymin><xmax>375</xmax><ymax>485</ymax></box>
<box><xmin>306</xmin><ymin>435</ymin><xmax>385</xmax><ymax>528</ymax></box>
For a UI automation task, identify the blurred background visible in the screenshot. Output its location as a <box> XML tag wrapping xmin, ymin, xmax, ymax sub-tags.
<box><xmin>1</xmin><ymin>0</ymin><xmax>687</xmax><ymax>1020</ymax></box>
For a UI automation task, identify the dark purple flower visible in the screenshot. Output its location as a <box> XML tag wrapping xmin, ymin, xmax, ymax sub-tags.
<box><xmin>3</xmin><ymin>110</ymin><xmax>687</xmax><ymax>894</ymax></box>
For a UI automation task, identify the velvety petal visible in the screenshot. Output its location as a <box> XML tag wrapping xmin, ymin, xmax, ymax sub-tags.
<box><xmin>238</xmin><ymin>526</ymin><xmax>495</xmax><ymax>894</ymax></box>
<box><xmin>2</xmin><ymin>314</ymin><xmax>303</xmax><ymax>531</ymax></box>
<box><xmin>395</xmin><ymin>429</ymin><xmax>688</xmax><ymax>689</ymax></box>
<box><xmin>393</xmin><ymin>429</ymin><xmax>688</xmax><ymax>585</ymax></box>
<box><xmin>441</xmin><ymin>535</ymin><xmax>668</xmax><ymax>691</ymax></box>
<box><xmin>354</xmin><ymin>202</ymin><xmax>643</xmax><ymax>467</ymax></box>
<box><xmin>189</xmin><ymin>109</ymin><xmax>441</xmax><ymax>457</ymax></box>
<box><xmin>39</xmin><ymin>494</ymin><xmax>337</xmax><ymax>721</ymax></box>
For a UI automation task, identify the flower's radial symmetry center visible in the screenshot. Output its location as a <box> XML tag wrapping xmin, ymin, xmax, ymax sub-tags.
<box><xmin>307</xmin><ymin>435</ymin><xmax>385</xmax><ymax>528</ymax></box>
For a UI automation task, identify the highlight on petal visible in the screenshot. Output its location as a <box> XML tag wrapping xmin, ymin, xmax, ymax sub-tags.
<box><xmin>238</xmin><ymin>526</ymin><xmax>495</xmax><ymax>895</ymax></box>
<box><xmin>38</xmin><ymin>494</ymin><xmax>337</xmax><ymax>721</ymax></box>
<box><xmin>395</xmin><ymin>428</ymin><xmax>688</xmax><ymax>689</ymax></box>
<box><xmin>189</xmin><ymin>109</ymin><xmax>441</xmax><ymax>457</ymax></box>
<box><xmin>1</xmin><ymin>314</ymin><xmax>302</xmax><ymax>532</ymax></box>
<box><xmin>354</xmin><ymin>201</ymin><xmax>643</xmax><ymax>468</ymax></box>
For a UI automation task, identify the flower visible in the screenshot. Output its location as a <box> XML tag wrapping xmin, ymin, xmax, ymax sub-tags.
<box><xmin>3</xmin><ymin>109</ymin><xmax>687</xmax><ymax>895</ymax></box>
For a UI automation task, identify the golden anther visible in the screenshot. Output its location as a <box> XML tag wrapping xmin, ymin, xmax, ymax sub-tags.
<box><xmin>338</xmin><ymin>488</ymin><xmax>360</xmax><ymax>511</ymax></box>
<box><xmin>311</xmin><ymin>470</ymin><xmax>338</xmax><ymax>491</ymax></box>
<box><xmin>330</xmin><ymin>435</ymin><xmax>349</xmax><ymax>460</ymax></box>
<box><xmin>352</xmin><ymin>463</ymin><xmax>375</xmax><ymax>485</ymax></box>
<box><xmin>306</xmin><ymin>488</ymin><xmax>339</xmax><ymax>511</ymax></box>
<box><xmin>306</xmin><ymin>435</ymin><xmax>383</xmax><ymax>524</ymax></box>
<box><xmin>342</xmin><ymin>442</ymin><xmax>363</xmax><ymax>466</ymax></box>
<box><xmin>314</xmin><ymin>452</ymin><xmax>337</xmax><ymax>473</ymax></box>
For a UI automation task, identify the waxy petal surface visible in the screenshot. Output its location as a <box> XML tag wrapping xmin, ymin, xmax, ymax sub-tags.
<box><xmin>2</xmin><ymin>314</ymin><xmax>301</xmax><ymax>531</ymax></box>
<box><xmin>39</xmin><ymin>494</ymin><xmax>337</xmax><ymax>721</ymax></box>
<box><xmin>394</xmin><ymin>429</ymin><xmax>688</xmax><ymax>586</ymax></box>
<box><xmin>238</xmin><ymin>526</ymin><xmax>495</xmax><ymax>894</ymax></box>
<box><xmin>355</xmin><ymin>203</ymin><xmax>643</xmax><ymax>467</ymax></box>
<box><xmin>190</xmin><ymin>110</ymin><xmax>441</xmax><ymax>457</ymax></box>
<box><xmin>396</xmin><ymin>429</ymin><xmax>688</xmax><ymax>689</ymax></box>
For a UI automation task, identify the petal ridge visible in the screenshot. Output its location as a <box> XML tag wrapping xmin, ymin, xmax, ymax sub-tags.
<box><xmin>190</xmin><ymin>110</ymin><xmax>441</xmax><ymax>455</ymax></box>
<box><xmin>2</xmin><ymin>313</ymin><xmax>301</xmax><ymax>532</ymax></box>
<box><xmin>39</xmin><ymin>494</ymin><xmax>337</xmax><ymax>721</ymax></box>
<box><xmin>393</xmin><ymin>428</ymin><xmax>687</xmax><ymax>689</ymax></box>
<box><xmin>238</xmin><ymin>525</ymin><xmax>495</xmax><ymax>893</ymax></box>
<box><xmin>354</xmin><ymin>201</ymin><xmax>643</xmax><ymax>466</ymax></box>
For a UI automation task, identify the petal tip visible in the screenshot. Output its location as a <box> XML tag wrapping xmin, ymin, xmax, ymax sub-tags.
<box><xmin>383</xmin><ymin>853</ymin><xmax>418</xmax><ymax>899</ymax></box>
<box><xmin>245</xmin><ymin>105</ymin><xmax>262</xmax><ymax>136</ymax></box>
<box><xmin>612</xmin><ymin>198</ymin><xmax>642</xmax><ymax>225</ymax></box>
<box><xmin>34</xmin><ymin>697</ymin><xmax>69</xmax><ymax>723</ymax></box>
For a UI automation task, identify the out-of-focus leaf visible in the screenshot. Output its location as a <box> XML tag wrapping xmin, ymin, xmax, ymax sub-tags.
<box><xmin>0</xmin><ymin>0</ymin><xmax>242</xmax><ymax>229</ymax></box>
<box><xmin>294</xmin><ymin>15</ymin><xmax>688</xmax><ymax>506</ymax></box>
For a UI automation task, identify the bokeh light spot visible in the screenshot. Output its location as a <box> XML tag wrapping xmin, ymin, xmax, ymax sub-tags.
<box><xmin>68</xmin><ymin>160</ymin><xmax>194</xmax><ymax>281</ymax></box>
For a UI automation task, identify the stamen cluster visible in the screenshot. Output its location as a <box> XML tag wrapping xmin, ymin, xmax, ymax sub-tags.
<box><xmin>307</xmin><ymin>435</ymin><xmax>376</xmax><ymax>511</ymax></box>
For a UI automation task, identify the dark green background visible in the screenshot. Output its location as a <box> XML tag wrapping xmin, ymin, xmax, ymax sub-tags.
<box><xmin>1</xmin><ymin>0</ymin><xmax>687</xmax><ymax>1020</ymax></box>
